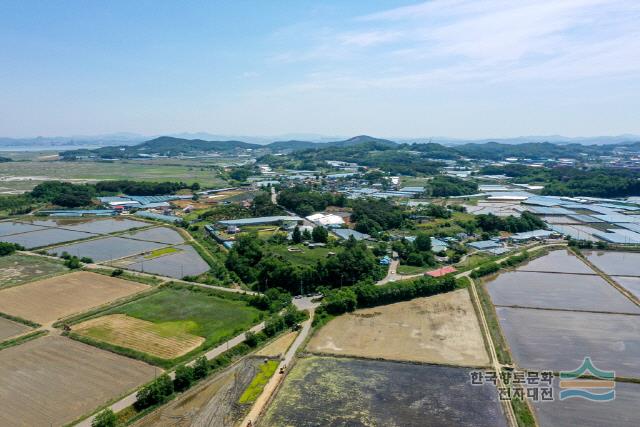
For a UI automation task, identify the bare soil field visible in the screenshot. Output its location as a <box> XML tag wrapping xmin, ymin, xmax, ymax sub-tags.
<box><xmin>516</xmin><ymin>249</ymin><xmax>595</xmax><ymax>274</ymax></box>
<box><xmin>72</xmin><ymin>314</ymin><xmax>204</xmax><ymax>359</ymax></box>
<box><xmin>0</xmin><ymin>335</ymin><xmax>157</xmax><ymax>427</ymax></box>
<box><xmin>485</xmin><ymin>271</ymin><xmax>640</xmax><ymax>314</ymax></box>
<box><xmin>134</xmin><ymin>357</ymin><xmax>263</xmax><ymax>427</ymax></box>
<box><xmin>256</xmin><ymin>331</ymin><xmax>298</xmax><ymax>357</ymax></box>
<box><xmin>0</xmin><ymin>271</ymin><xmax>149</xmax><ymax>324</ymax></box>
<box><xmin>262</xmin><ymin>356</ymin><xmax>507</xmax><ymax>427</ymax></box>
<box><xmin>0</xmin><ymin>253</ymin><xmax>68</xmax><ymax>289</ymax></box>
<box><xmin>0</xmin><ymin>316</ymin><xmax>30</xmax><ymax>341</ymax></box>
<box><xmin>307</xmin><ymin>289</ymin><xmax>489</xmax><ymax>367</ymax></box>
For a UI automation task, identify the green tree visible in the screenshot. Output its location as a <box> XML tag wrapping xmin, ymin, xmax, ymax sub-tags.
<box><xmin>92</xmin><ymin>409</ymin><xmax>117</xmax><ymax>427</ymax></box>
<box><xmin>414</xmin><ymin>233</ymin><xmax>432</xmax><ymax>252</ymax></box>
<box><xmin>311</xmin><ymin>226</ymin><xmax>328</xmax><ymax>243</ymax></box>
<box><xmin>291</xmin><ymin>226</ymin><xmax>302</xmax><ymax>244</ymax></box>
<box><xmin>193</xmin><ymin>356</ymin><xmax>209</xmax><ymax>379</ymax></box>
<box><xmin>173</xmin><ymin>365</ymin><xmax>194</xmax><ymax>392</ymax></box>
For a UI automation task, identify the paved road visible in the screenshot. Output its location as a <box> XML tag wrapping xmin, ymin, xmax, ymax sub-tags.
<box><xmin>75</xmin><ymin>322</ymin><xmax>267</xmax><ymax>427</ymax></box>
<box><xmin>240</xmin><ymin>309</ymin><xmax>315</xmax><ymax>427</ymax></box>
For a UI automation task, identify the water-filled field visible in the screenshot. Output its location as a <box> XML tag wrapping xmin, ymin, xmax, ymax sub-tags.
<box><xmin>121</xmin><ymin>226</ymin><xmax>185</xmax><ymax>244</ymax></box>
<box><xmin>496</xmin><ymin>307</ymin><xmax>640</xmax><ymax>378</ymax></box>
<box><xmin>262</xmin><ymin>356</ymin><xmax>508</xmax><ymax>427</ymax></box>
<box><xmin>48</xmin><ymin>236</ymin><xmax>166</xmax><ymax>262</ymax></box>
<box><xmin>532</xmin><ymin>378</ymin><xmax>640</xmax><ymax>427</ymax></box>
<box><xmin>485</xmin><ymin>271</ymin><xmax>640</xmax><ymax>314</ymax></box>
<box><xmin>1</xmin><ymin>227</ymin><xmax>94</xmax><ymax>248</ymax></box>
<box><xmin>583</xmin><ymin>250</ymin><xmax>640</xmax><ymax>277</ymax></box>
<box><xmin>0</xmin><ymin>220</ymin><xmax>46</xmax><ymax>236</ymax></box>
<box><xmin>117</xmin><ymin>244</ymin><xmax>210</xmax><ymax>278</ymax></box>
<box><xmin>516</xmin><ymin>249</ymin><xmax>594</xmax><ymax>274</ymax></box>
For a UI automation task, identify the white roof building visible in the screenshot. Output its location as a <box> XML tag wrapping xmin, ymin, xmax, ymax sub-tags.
<box><xmin>305</xmin><ymin>213</ymin><xmax>345</xmax><ymax>227</ymax></box>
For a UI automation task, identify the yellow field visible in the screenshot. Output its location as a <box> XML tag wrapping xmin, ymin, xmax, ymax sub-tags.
<box><xmin>72</xmin><ymin>314</ymin><xmax>204</xmax><ymax>359</ymax></box>
<box><xmin>255</xmin><ymin>331</ymin><xmax>298</xmax><ymax>357</ymax></box>
<box><xmin>307</xmin><ymin>289</ymin><xmax>490</xmax><ymax>367</ymax></box>
<box><xmin>0</xmin><ymin>271</ymin><xmax>149</xmax><ymax>325</ymax></box>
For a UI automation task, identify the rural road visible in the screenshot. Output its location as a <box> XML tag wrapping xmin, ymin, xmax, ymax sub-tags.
<box><xmin>75</xmin><ymin>322</ymin><xmax>267</xmax><ymax>427</ymax></box>
<box><xmin>240</xmin><ymin>308</ymin><xmax>316</xmax><ymax>427</ymax></box>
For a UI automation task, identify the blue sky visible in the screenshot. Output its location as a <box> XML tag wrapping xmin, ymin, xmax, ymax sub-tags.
<box><xmin>1</xmin><ymin>0</ymin><xmax>639</xmax><ymax>138</ymax></box>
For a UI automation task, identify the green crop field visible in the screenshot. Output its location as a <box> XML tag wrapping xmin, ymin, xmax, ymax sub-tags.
<box><xmin>101</xmin><ymin>287</ymin><xmax>263</xmax><ymax>347</ymax></box>
<box><xmin>0</xmin><ymin>253</ymin><xmax>68</xmax><ymax>289</ymax></box>
<box><xmin>0</xmin><ymin>159</ymin><xmax>228</xmax><ymax>192</ymax></box>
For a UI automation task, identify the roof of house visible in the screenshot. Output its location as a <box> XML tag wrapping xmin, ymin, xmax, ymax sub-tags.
<box><xmin>425</xmin><ymin>266</ymin><xmax>457</xmax><ymax>277</ymax></box>
<box><xmin>331</xmin><ymin>228</ymin><xmax>370</xmax><ymax>241</ymax></box>
<box><xmin>468</xmin><ymin>240</ymin><xmax>503</xmax><ymax>250</ymax></box>
<box><xmin>218</xmin><ymin>215</ymin><xmax>302</xmax><ymax>226</ymax></box>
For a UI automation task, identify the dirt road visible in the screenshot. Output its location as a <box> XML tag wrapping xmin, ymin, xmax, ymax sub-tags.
<box><xmin>239</xmin><ymin>309</ymin><xmax>315</xmax><ymax>427</ymax></box>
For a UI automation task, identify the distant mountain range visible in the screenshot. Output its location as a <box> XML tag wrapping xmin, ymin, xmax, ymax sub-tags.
<box><xmin>2</xmin><ymin>133</ymin><xmax>639</xmax><ymax>151</ymax></box>
<box><xmin>59</xmin><ymin>135</ymin><xmax>398</xmax><ymax>159</ymax></box>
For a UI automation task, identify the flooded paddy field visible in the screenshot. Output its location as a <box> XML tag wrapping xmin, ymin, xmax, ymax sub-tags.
<box><xmin>613</xmin><ymin>276</ymin><xmax>640</xmax><ymax>299</ymax></box>
<box><xmin>1</xmin><ymin>227</ymin><xmax>95</xmax><ymax>248</ymax></box>
<box><xmin>121</xmin><ymin>226</ymin><xmax>185</xmax><ymax>244</ymax></box>
<box><xmin>262</xmin><ymin>356</ymin><xmax>507</xmax><ymax>427</ymax></box>
<box><xmin>0</xmin><ymin>220</ymin><xmax>46</xmax><ymax>236</ymax></box>
<box><xmin>531</xmin><ymin>379</ymin><xmax>640</xmax><ymax>427</ymax></box>
<box><xmin>117</xmin><ymin>244</ymin><xmax>210</xmax><ymax>278</ymax></box>
<box><xmin>496</xmin><ymin>307</ymin><xmax>640</xmax><ymax>378</ymax></box>
<box><xmin>485</xmin><ymin>271</ymin><xmax>640</xmax><ymax>314</ymax></box>
<box><xmin>583</xmin><ymin>250</ymin><xmax>640</xmax><ymax>277</ymax></box>
<box><xmin>516</xmin><ymin>249</ymin><xmax>594</xmax><ymax>274</ymax></box>
<box><xmin>48</xmin><ymin>236</ymin><xmax>166</xmax><ymax>262</ymax></box>
<box><xmin>55</xmin><ymin>217</ymin><xmax>149</xmax><ymax>234</ymax></box>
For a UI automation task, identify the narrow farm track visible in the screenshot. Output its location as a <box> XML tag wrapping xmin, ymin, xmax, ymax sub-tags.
<box><xmin>468</xmin><ymin>278</ymin><xmax>519</xmax><ymax>427</ymax></box>
<box><xmin>240</xmin><ymin>309</ymin><xmax>315</xmax><ymax>427</ymax></box>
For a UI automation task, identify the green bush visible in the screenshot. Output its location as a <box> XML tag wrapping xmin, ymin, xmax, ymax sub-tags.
<box><xmin>92</xmin><ymin>408</ymin><xmax>117</xmax><ymax>427</ymax></box>
<box><xmin>173</xmin><ymin>365</ymin><xmax>194</xmax><ymax>392</ymax></box>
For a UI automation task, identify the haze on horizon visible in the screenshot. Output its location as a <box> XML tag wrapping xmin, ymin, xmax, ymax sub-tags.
<box><xmin>1</xmin><ymin>0</ymin><xmax>639</xmax><ymax>139</ymax></box>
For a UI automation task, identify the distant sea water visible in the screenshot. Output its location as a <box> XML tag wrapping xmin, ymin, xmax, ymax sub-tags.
<box><xmin>0</xmin><ymin>145</ymin><xmax>100</xmax><ymax>152</ymax></box>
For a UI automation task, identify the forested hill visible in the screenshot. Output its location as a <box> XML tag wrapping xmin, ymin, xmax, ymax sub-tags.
<box><xmin>60</xmin><ymin>134</ymin><xmax>639</xmax><ymax>160</ymax></box>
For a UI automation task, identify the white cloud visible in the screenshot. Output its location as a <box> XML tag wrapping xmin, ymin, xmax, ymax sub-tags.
<box><xmin>272</xmin><ymin>0</ymin><xmax>640</xmax><ymax>90</ymax></box>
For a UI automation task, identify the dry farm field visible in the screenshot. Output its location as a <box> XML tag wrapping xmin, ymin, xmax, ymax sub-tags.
<box><xmin>0</xmin><ymin>316</ymin><xmax>30</xmax><ymax>341</ymax></box>
<box><xmin>0</xmin><ymin>252</ymin><xmax>68</xmax><ymax>289</ymax></box>
<box><xmin>72</xmin><ymin>314</ymin><xmax>205</xmax><ymax>359</ymax></box>
<box><xmin>307</xmin><ymin>288</ymin><xmax>489</xmax><ymax>367</ymax></box>
<box><xmin>0</xmin><ymin>335</ymin><xmax>157</xmax><ymax>427</ymax></box>
<box><xmin>256</xmin><ymin>331</ymin><xmax>298</xmax><ymax>357</ymax></box>
<box><xmin>0</xmin><ymin>271</ymin><xmax>149</xmax><ymax>324</ymax></box>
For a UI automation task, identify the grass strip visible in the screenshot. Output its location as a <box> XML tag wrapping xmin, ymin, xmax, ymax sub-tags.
<box><xmin>474</xmin><ymin>280</ymin><xmax>512</xmax><ymax>365</ymax></box>
<box><xmin>511</xmin><ymin>397</ymin><xmax>536</xmax><ymax>427</ymax></box>
<box><xmin>0</xmin><ymin>330</ymin><xmax>47</xmax><ymax>351</ymax></box>
<box><xmin>238</xmin><ymin>359</ymin><xmax>279</xmax><ymax>404</ymax></box>
<box><xmin>0</xmin><ymin>311</ymin><xmax>40</xmax><ymax>328</ymax></box>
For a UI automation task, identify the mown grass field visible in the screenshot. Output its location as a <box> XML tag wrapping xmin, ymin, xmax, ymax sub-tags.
<box><xmin>91</xmin><ymin>287</ymin><xmax>263</xmax><ymax>361</ymax></box>
<box><xmin>0</xmin><ymin>253</ymin><xmax>68</xmax><ymax>289</ymax></box>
